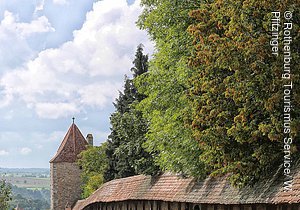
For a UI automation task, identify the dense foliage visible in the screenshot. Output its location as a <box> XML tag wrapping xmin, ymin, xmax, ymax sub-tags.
<box><xmin>104</xmin><ymin>44</ymin><xmax>159</xmax><ymax>181</ymax></box>
<box><xmin>0</xmin><ymin>179</ymin><xmax>12</xmax><ymax>210</ymax></box>
<box><xmin>137</xmin><ymin>0</ymin><xmax>300</xmax><ymax>186</ymax></box>
<box><xmin>10</xmin><ymin>193</ymin><xmax>50</xmax><ymax>210</ymax></box>
<box><xmin>77</xmin><ymin>143</ymin><xmax>108</xmax><ymax>198</ymax></box>
<box><xmin>188</xmin><ymin>0</ymin><xmax>300</xmax><ymax>186</ymax></box>
<box><xmin>136</xmin><ymin>0</ymin><xmax>205</xmax><ymax>178</ymax></box>
<box><xmin>9</xmin><ymin>185</ymin><xmax>50</xmax><ymax>209</ymax></box>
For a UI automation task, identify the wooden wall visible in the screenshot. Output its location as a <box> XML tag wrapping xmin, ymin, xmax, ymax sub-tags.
<box><xmin>81</xmin><ymin>201</ymin><xmax>300</xmax><ymax>210</ymax></box>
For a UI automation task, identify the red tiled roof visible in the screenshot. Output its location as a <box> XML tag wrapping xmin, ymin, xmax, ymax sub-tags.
<box><xmin>73</xmin><ymin>164</ymin><xmax>300</xmax><ymax>209</ymax></box>
<box><xmin>50</xmin><ymin>123</ymin><xmax>88</xmax><ymax>163</ymax></box>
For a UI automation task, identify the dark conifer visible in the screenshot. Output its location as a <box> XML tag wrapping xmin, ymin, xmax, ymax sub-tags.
<box><xmin>104</xmin><ymin>45</ymin><xmax>159</xmax><ymax>181</ymax></box>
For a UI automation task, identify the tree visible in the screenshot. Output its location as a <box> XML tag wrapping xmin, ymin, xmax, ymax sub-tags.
<box><xmin>131</xmin><ymin>44</ymin><xmax>149</xmax><ymax>79</ymax></box>
<box><xmin>136</xmin><ymin>0</ymin><xmax>205</xmax><ymax>178</ymax></box>
<box><xmin>0</xmin><ymin>179</ymin><xmax>12</xmax><ymax>210</ymax></box>
<box><xmin>137</xmin><ymin>0</ymin><xmax>300</xmax><ymax>186</ymax></box>
<box><xmin>77</xmin><ymin>143</ymin><xmax>108</xmax><ymax>198</ymax></box>
<box><xmin>104</xmin><ymin>44</ymin><xmax>159</xmax><ymax>181</ymax></box>
<box><xmin>187</xmin><ymin>0</ymin><xmax>300</xmax><ymax>186</ymax></box>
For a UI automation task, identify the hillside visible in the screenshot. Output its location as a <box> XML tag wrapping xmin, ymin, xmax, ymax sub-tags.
<box><xmin>0</xmin><ymin>168</ymin><xmax>50</xmax><ymax>210</ymax></box>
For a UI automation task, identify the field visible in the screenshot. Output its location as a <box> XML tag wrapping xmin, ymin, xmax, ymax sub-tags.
<box><xmin>0</xmin><ymin>168</ymin><xmax>50</xmax><ymax>189</ymax></box>
<box><xmin>0</xmin><ymin>175</ymin><xmax>50</xmax><ymax>189</ymax></box>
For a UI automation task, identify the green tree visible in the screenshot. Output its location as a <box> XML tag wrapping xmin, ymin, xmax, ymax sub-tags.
<box><xmin>77</xmin><ymin>143</ymin><xmax>108</xmax><ymax>198</ymax></box>
<box><xmin>0</xmin><ymin>179</ymin><xmax>12</xmax><ymax>210</ymax></box>
<box><xmin>188</xmin><ymin>0</ymin><xmax>300</xmax><ymax>186</ymax></box>
<box><xmin>9</xmin><ymin>193</ymin><xmax>50</xmax><ymax>210</ymax></box>
<box><xmin>104</xmin><ymin>44</ymin><xmax>159</xmax><ymax>181</ymax></box>
<box><xmin>136</xmin><ymin>0</ymin><xmax>205</xmax><ymax>177</ymax></box>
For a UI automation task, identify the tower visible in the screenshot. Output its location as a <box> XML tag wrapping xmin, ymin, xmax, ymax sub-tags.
<box><xmin>86</xmin><ymin>134</ymin><xmax>93</xmax><ymax>146</ymax></box>
<box><xmin>50</xmin><ymin>121</ymin><xmax>88</xmax><ymax>210</ymax></box>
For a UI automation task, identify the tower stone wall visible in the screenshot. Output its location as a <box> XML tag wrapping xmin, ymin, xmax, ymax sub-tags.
<box><xmin>50</xmin><ymin>162</ymin><xmax>82</xmax><ymax>210</ymax></box>
<box><xmin>50</xmin><ymin>123</ymin><xmax>88</xmax><ymax>210</ymax></box>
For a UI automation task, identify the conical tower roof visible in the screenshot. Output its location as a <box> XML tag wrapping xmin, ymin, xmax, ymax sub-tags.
<box><xmin>50</xmin><ymin>122</ymin><xmax>88</xmax><ymax>163</ymax></box>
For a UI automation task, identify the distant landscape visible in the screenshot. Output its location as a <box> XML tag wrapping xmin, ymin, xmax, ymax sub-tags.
<box><xmin>0</xmin><ymin>168</ymin><xmax>50</xmax><ymax>210</ymax></box>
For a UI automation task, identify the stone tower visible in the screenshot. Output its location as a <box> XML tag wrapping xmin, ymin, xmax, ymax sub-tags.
<box><xmin>50</xmin><ymin>122</ymin><xmax>88</xmax><ymax>210</ymax></box>
<box><xmin>86</xmin><ymin>134</ymin><xmax>93</xmax><ymax>146</ymax></box>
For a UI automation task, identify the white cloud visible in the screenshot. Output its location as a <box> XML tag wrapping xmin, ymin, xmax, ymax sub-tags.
<box><xmin>1</xmin><ymin>11</ymin><xmax>54</xmax><ymax>38</ymax></box>
<box><xmin>0</xmin><ymin>150</ymin><xmax>9</xmax><ymax>156</ymax></box>
<box><xmin>35</xmin><ymin>102</ymin><xmax>80</xmax><ymax>119</ymax></box>
<box><xmin>0</xmin><ymin>10</ymin><xmax>54</xmax><ymax>71</ymax></box>
<box><xmin>78</xmin><ymin>82</ymin><xmax>121</xmax><ymax>108</ymax></box>
<box><xmin>72</xmin><ymin>0</ymin><xmax>153</xmax><ymax>76</ymax></box>
<box><xmin>18</xmin><ymin>16</ymin><xmax>55</xmax><ymax>37</ymax></box>
<box><xmin>0</xmin><ymin>0</ymin><xmax>152</xmax><ymax>119</ymax></box>
<box><xmin>53</xmin><ymin>0</ymin><xmax>69</xmax><ymax>5</ymax></box>
<box><xmin>20</xmin><ymin>147</ymin><xmax>32</xmax><ymax>155</ymax></box>
<box><xmin>35</xmin><ymin>0</ymin><xmax>45</xmax><ymax>14</ymax></box>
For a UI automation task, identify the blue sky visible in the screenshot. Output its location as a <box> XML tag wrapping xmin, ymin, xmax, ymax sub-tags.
<box><xmin>0</xmin><ymin>0</ymin><xmax>153</xmax><ymax>168</ymax></box>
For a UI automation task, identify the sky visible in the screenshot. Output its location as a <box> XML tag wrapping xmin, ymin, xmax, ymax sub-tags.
<box><xmin>0</xmin><ymin>0</ymin><xmax>153</xmax><ymax>168</ymax></box>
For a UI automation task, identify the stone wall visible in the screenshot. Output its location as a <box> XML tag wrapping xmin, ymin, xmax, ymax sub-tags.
<box><xmin>51</xmin><ymin>162</ymin><xmax>82</xmax><ymax>210</ymax></box>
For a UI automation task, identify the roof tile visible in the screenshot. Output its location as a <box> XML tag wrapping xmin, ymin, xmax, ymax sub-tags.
<box><xmin>50</xmin><ymin>123</ymin><xmax>88</xmax><ymax>163</ymax></box>
<box><xmin>73</xmin><ymin>163</ymin><xmax>300</xmax><ymax>209</ymax></box>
